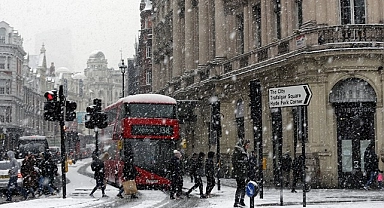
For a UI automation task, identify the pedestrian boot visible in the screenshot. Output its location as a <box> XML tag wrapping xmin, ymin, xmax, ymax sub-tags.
<box><xmin>240</xmin><ymin>199</ymin><xmax>246</xmax><ymax>206</ymax></box>
<box><xmin>234</xmin><ymin>198</ymin><xmax>240</xmax><ymax>207</ymax></box>
<box><xmin>200</xmin><ymin>194</ymin><xmax>207</xmax><ymax>199</ymax></box>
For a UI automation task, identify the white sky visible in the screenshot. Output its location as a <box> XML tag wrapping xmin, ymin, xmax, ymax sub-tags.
<box><xmin>1</xmin><ymin>158</ymin><xmax>384</xmax><ymax>208</ymax></box>
<box><xmin>0</xmin><ymin>0</ymin><xmax>141</xmax><ymax>72</ymax></box>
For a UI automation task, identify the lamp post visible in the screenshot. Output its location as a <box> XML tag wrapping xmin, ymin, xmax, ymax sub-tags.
<box><xmin>119</xmin><ymin>59</ymin><xmax>127</xmax><ymax>98</ymax></box>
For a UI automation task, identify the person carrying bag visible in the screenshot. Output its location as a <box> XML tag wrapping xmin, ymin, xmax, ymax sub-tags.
<box><xmin>117</xmin><ymin>157</ymin><xmax>138</xmax><ymax>199</ymax></box>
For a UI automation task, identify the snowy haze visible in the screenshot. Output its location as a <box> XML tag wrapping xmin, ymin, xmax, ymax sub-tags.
<box><xmin>1</xmin><ymin>158</ymin><xmax>384</xmax><ymax>208</ymax></box>
<box><xmin>0</xmin><ymin>0</ymin><xmax>141</xmax><ymax>72</ymax></box>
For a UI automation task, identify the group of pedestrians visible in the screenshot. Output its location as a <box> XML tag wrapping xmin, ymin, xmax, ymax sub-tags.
<box><xmin>168</xmin><ymin>150</ymin><xmax>216</xmax><ymax>200</ymax></box>
<box><xmin>5</xmin><ymin>150</ymin><xmax>59</xmax><ymax>202</ymax></box>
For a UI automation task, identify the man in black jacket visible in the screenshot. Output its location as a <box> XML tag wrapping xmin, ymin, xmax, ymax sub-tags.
<box><xmin>186</xmin><ymin>152</ymin><xmax>206</xmax><ymax>198</ymax></box>
<box><xmin>117</xmin><ymin>157</ymin><xmax>138</xmax><ymax>198</ymax></box>
<box><xmin>205</xmin><ymin>151</ymin><xmax>215</xmax><ymax>197</ymax></box>
<box><xmin>89</xmin><ymin>154</ymin><xmax>107</xmax><ymax>197</ymax></box>
<box><xmin>169</xmin><ymin>150</ymin><xmax>183</xmax><ymax>199</ymax></box>
<box><xmin>232</xmin><ymin>139</ymin><xmax>250</xmax><ymax>207</ymax></box>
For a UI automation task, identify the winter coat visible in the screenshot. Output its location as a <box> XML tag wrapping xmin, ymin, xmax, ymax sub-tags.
<box><xmin>205</xmin><ymin>158</ymin><xmax>215</xmax><ymax>178</ymax></box>
<box><xmin>292</xmin><ymin>155</ymin><xmax>305</xmax><ymax>177</ymax></box>
<box><xmin>21</xmin><ymin>157</ymin><xmax>39</xmax><ymax>189</ymax></box>
<box><xmin>188</xmin><ymin>156</ymin><xmax>197</xmax><ymax>175</ymax></box>
<box><xmin>39</xmin><ymin>157</ymin><xmax>58</xmax><ymax>179</ymax></box>
<box><xmin>122</xmin><ymin>161</ymin><xmax>138</xmax><ymax>181</ymax></box>
<box><xmin>91</xmin><ymin>157</ymin><xmax>105</xmax><ymax>180</ymax></box>
<box><xmin>193</xmin><ymin>156</ymin><xmax>205</xmax><ymax>177</ymax></box>
<box><xmin>7</xmin><ymin>151</ymin><xmax>20</xmax><ymax>177</ymax></box>
<box><xmin>169</xmin><ymin>155</ymin><xmax>183</xmax><ymax>179</ymax></box>
<box><xmin>232</xmin><ymin>142</ymin><xmax>249</xmax><ymax>179</ymax></box>
<box><xmin>281</xmin><ymin>154</ymin><xmax>292</xmax><ymax>172</ymax></box>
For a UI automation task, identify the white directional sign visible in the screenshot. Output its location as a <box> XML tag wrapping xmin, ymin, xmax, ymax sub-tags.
<box><xmin>269</xmin><ymin>84</ymin><xmax>312</xmax><ymax>108</ymax></box>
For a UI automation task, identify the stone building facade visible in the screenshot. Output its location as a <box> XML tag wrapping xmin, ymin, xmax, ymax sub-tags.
<box><xmin>150</xmin><ymin>0</ymin><xmax>384</xmax><ymax>188</ymax></box>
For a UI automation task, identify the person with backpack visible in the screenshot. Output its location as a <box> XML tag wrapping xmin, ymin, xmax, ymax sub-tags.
<box><xmin>89</xmin><ymin>153</ymin><xmax>107</xmax><ymax>197</ymax></box>
<box><xmin>186</xmin><ymin>152</ymin><xmax>206</xmax><ymax>199</ymax></box>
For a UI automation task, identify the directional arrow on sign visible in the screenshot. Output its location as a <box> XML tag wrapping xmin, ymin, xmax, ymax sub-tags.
<box><xmin>268</xmin><ymin>84</ymin><xmax>312</xmax><ymax>108</ymax></box>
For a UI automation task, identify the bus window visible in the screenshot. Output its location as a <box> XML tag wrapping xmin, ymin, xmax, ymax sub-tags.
<box><xmin>126</xmin><ymin>103</ymin><xmax>176</xmax><ymax>119</ymax></box>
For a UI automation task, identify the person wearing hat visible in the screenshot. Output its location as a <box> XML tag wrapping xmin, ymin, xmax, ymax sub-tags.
<box><xmin>169</xmin><ymin>150</ymin><xmax>183</xmax><ymax>199</ymax></box>
<box><xmin>232</xmin><ymin>139</ymin><xmax>250</xmax><ymax>207</ymax></box>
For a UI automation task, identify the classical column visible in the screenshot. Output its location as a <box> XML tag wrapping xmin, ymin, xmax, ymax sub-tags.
<box><xmin>172</xmin><ymin>0</ymin><xmax>183</xmax><ymax>78</ymax></box>
<box><xmin>214</xmin><ymin>0</ymin><xmax>226</xmax><ymax>59</ymax></box>
<box><xmin>185</xmin><ymin>0</ymin><xmax>195</xmax><ymax>73</ymax></box>
<box><xmin>198</xmin><ymin>0</ymin><xmax>209</xmax><ymax>65</ymax></box>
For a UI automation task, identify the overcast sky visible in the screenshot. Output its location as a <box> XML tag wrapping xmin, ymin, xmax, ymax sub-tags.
<box><xmin>0</xmin><ymin>0</ymin><xmax>141</xmax><ymax>72</ymax></box>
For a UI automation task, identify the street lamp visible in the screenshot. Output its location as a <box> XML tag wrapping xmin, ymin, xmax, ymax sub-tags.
<box><xmin>119</xmin><ymin>59</ymin><xmax>127</xmax><ymax>97</ymax></box>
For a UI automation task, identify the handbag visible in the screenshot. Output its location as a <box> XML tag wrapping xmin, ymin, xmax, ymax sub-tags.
<box><xmin>123</xmin><ymin>180</ymin><xmax>138</xmax><ymax>195</ymax></box>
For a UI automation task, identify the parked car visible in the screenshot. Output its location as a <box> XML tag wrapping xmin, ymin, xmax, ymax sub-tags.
<box><xmin>0</xmin><ymin>160</ymin><xmax>23</xmax><ymax>191</ymax></box>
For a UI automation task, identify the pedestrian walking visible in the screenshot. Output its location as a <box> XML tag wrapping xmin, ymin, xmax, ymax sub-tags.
<box><xmin>21</xmin><ymin>153</ymin><xmax>38</xmax><ymax>199</ymax></box>
<box><xmin>363</xmin><ymin>144</ymin><xmax>379</xmax><ymax>190</ymax></box>
<box><xmin>117</xmin><ymin>157</ymin><xmax>139</xmax><ymax>199</ymax></box>
<box><xmin>188</xmin><ymin>153</ymin><xmax>197</xmax><ymax>183</ymax></box>
<box><xmin>89</xmin><ymin>154</ymin><xmax>107</xmax><ymax>197</ymax></box>
<box><xmin>186</xmin><ymin>152</ymin><xmax>206</xmax><ymax>198</ymax></box>
<box><xmin>37</xmin><ymin>151</ymin><xmax>59</xmax><ymax>196</ymax></box>
<box><xmin>205</xmin><ymin>151</ymin><xmax>215</xmax><ymax>197</ymax></box>
<box><xmin>169</xmin><ymin>150</ymin><xmax>183</xmax><ymax>199</ymax></box>
<box><xmin>282</xmin><ymin>153</ymin><xmax>292</xmax><ymax>187</ymax></box>
<box><xmin>5</xmin><ymin>150</ymin><xmax>24</xmax><ymax>202</ymax></box>
<box><xmin>291</xmin><ymin>154</ymin><xmax>305</xmax><ymax>193</ymax></box>
<box><xmin>232</xmin><ymin>139</ymin><xmax>250</xmax><ymax>207</ymax></box>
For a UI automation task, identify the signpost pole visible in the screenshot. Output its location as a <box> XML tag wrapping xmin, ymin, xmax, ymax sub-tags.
<box><xmin>59</xmin><ymin>85</ymin><xmax>67</xmax><ymax>199</ymax></box>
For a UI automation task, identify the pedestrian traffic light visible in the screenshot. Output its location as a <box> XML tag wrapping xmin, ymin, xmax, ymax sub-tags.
<box><xmin>65</xmin><ymin>100</ymin><xmax>77</xmax><ymax>121</ymax></box>
<box><xmin>44</xmin><ymin>90</ymin><xmax>59</xmax><ymax>121</ymax></box>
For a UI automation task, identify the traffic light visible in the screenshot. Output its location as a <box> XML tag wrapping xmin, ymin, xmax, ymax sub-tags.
<box><xmin>211</xmin><ymin>101</ymin><xmax>222</xmax><ymax>137</ymax></box>
<box><xmin>85</xmin><ymin>105</ymin><xmax>96</xmax><ymax>129</ymax></box>
<box><xmin>85</xmin><ymin>99</ymin><xmax>108</xmax><ymax>129</ymax></box>
<box><xmin>44</xmin><ymin>90</ymin><xmax>59</xmax><ymax>121</ymax></box>
<box><xmin>65</xmin><ymin>101</ymin><xmax>77</xmax><ymax>121</ymax></box>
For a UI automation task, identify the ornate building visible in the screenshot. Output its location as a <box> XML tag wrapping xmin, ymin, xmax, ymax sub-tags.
<box><xmin>150</xmin><ymin>0</ymin><xmax>384</xmax><ymax>188</ymax></box>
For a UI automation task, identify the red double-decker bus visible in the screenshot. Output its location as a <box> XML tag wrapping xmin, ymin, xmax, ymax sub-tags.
<box><xmin>101</xmin><ymin>94</ymin><xmax>179</xmax><ymax>189</ymax></box>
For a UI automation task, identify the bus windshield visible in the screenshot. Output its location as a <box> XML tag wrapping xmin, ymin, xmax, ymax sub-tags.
<box><xmin>125</xmin><ymin>103</ymin><xmax>176</xmax><ymax>119</ymax></box>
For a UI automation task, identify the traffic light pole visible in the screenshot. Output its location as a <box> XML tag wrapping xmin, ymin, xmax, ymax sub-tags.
<box><xmin>59</xmin><ymin>85</ymin><xmax>67</xmax><ymax>198</ymax></box>
<box><xmin>94</xmin><ymin>127</ymin><xmax>99</xmax><ymax>155</ymax></box>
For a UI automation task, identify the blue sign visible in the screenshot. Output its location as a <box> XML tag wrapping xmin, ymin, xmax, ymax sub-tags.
<box><xmin>246</xmin><ymin>181</ymin><xmax>259</xmax><ymax>197</ymax></box>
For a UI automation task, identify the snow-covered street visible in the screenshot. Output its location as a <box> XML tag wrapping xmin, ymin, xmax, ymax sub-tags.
<box><xmin>1</xmin><ymin>158</ymin><xmax>384</xmax><ymax>208</ymax></box>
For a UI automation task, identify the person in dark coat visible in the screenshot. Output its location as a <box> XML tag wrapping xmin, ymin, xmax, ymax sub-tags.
<box><xmin>117</xmin><ymin>157</ymin><xmax>139</xmax><ymax>199</ymax></box>
<box><xmin>205</xmin><ymin>151</ymin><xmax>215</xmax><ymax>197</ymax></box>
<box><xmin>89</xmin><ymin>154</ymin><xmax>107</xmax><ymax>197</ymax></box>
<box><xmin>186</xmin><ymin>152</ymin><xmax>206</xmax><ymax>198</ymax></box>
<box><xmin>282</xmin><ymin>153</ymin><xmax>292</xmax><ymax>187</ymax></box>
<box><xmin>232</xmin><ymin>139</ymin><xmax>250</xmax><ymax>207</ymax></box>
<box><xmin>291</xmin><ymin>155</ymin><xmax>305</xmax><ymax>193</ymax></box>
<box><xmin>6</xmin><ymin>151</ymin><xmax>24</xmax><ymax>201</ymax></box>
<box><xmin>21</xmin><ymin>153</ymin><xmax>38</xmax><ymax>199</ymax></box>
<box><xmin>188</xmin><ymin>153</ymin><xmax>197</xmax><ymax>183</ymax></box>
<box><xmin>364</xmin><ymin>144</ymin><xmax>379</xmax><ymax>190</ymax></box>
<box><xmin>169</xmin><ymin>150</ymin><xmax>183</xmax><ymax>199</ymax></box>
<box><xmin>37</xmin><ymin>151</ymin><xmax>58</xmax><ymax>196</ymax></box>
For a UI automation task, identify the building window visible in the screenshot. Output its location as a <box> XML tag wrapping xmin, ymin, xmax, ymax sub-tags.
<box><xmin>340</xmin><ymin>0</ymin><xmax>365</xmax><ymax>24</ymax></box>
<box><xmin>237</xmin><ymin>13</ymin><xmax>244</xmax><ymax>54</ymax></box>
<box><xmin>0</xmin><ymin>28</ymin><xmax>5</xmax><ymax>44</ymax></box>
<box><xmin>146</xmin><ymin>71</ymin><xmax>152</xmax><ymax>85</ymax></box>
<box><xmin>296</xmin><ymin>0</ymin><xmax>303</xmax><ymax>28</ymax></box>
<box><xmin>0</xmin><ymin>79</ymin><xmax>10</xmax><ymax>94</ymax></box>
<box><xmin>252</xmin><ymin>4</ymin><xmax>262</xmax><ymax>47</ymax></box>
<box><xmin>0</xmin><ymin>106</ymin><xmax>12</xmax><ymax>123</ymax></box>
<box><xmin>275</xmin><ymin>0</ymin><xmax>281</xmax><ymax>39</ymax></box>
<box><xmin>146</xmin><ymin>45</ymin><xmax>151</xmax><ymax>59</ymax></box>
